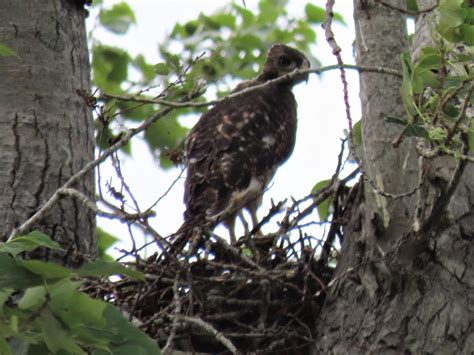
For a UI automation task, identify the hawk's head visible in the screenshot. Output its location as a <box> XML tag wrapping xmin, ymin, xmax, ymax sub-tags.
<box><xmin>260</xmin><ymin>44</ymin><xmax>310</xmax><ymax>85</ymax></box>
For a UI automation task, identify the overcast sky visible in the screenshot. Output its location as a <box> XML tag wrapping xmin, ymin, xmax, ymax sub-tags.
<box><xmin>87</xmin><ymin>1</ymin><xmax>361</xmax><ymax>256</ymax></box>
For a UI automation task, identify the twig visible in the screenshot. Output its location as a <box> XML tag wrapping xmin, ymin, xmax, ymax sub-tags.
<box><xmin>445</xmin><ymin>83</ymin><xmax>474</xmax><ymax>143</ymax></box>
<box><xmin>162</xmin><ymin>277</ymin><xmax>182</xmax><ymax>354</ymax></box>
<box><xmin>147</xmin><ymin>166</ymin><xmax>186</xmax><ymax>211</ymax></box>
<box><xmin>417</xmin><ymin>142</ymin><xmax>474</xmax><ymax>163</ymax></box>
<box><xmin>323</xmin><ymin>1</ymin><xmax>353</xmax><ymax>142</ymax></box>
<box><xmin>58</xmin><ymin>188</ymin><xmax>154</xmax><ymax>221</ymax></box>
<box><xmin>375</xmin><ymin>0</ymin><xmax>439</xmax><ymax>15</ymax></box>
<box><xmin>111</xmin><ymin>153</ymin><xmax>141</xmax><ymax>213</ymax></box>
<box><xmin>174</xmin><ymin>315</ymin><xmax>237</xmax><ymax>354</ymax></box>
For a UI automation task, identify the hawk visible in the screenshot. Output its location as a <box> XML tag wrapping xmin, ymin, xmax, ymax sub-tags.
<box><xmin>174</xmin><ymin>44</ymin><xmax>309</xmax><ymax>251</ymax></box>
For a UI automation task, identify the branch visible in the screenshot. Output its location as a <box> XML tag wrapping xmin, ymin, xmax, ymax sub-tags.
<box><xmin>323</xmin><ymin>1</ymin><xmax>354</xmax><ymax>142</ymax></box>
<box><xmin>59</xmin><ymin>188</ymin><xmax>154</xmax><ymax>221</ymax></box>
<box><xmin>445</xmin><ymin>82</ymin><xmax>474</xmax><ymax>143</ymax></box>
<box><xmin>102</xmin><ymin>64</ymin><xmax>402</xmax><ymax>108</ymax></box>
<box><xmin>375</xmin><ymin>0</ymin><xmax>439</xmax><ymax>15</ymax></box>
<box><xmin>162</xmin><ymin>277</ymin><xmax>182</xmax><ymax>355</ymax></box>
<box><xmin>417</xmin><ymin>142</ymin><xmax>474</xmax><ymax>163</ymax></box>
<box><xmin>173</xmin><ymin>315</ymin><xmax>237</xmax><ymax>354</ymax></box>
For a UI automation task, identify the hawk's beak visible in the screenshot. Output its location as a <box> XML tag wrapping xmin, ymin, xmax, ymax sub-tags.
<box><xmin>301</xmin><ymin>58</ymin><xmax>310</xmax><ymax>84</ymax></box>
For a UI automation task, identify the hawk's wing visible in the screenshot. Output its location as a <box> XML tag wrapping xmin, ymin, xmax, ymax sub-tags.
<box><xmin>183</xmin><ymin>85</ymin><xmax>297</xmax><ymax>223</ymax></box>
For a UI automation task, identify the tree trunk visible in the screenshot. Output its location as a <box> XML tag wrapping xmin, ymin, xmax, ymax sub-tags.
<box><xmin>0</xmin><ymin>0</ymin><xmax>96</xmax><ymax>266</ymax></box>
<box><xmin>313</xmin><ymin>1</ymin><xmax>473</xmax><ymax>353</ymax></box>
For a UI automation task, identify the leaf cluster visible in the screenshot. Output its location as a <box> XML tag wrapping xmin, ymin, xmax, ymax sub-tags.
<box><xmin>388</xmin><ymin>0</ymin><xmax>474</xmax><ymax>152</ymax></box>
<box><xmin>0</xmin><ymin>231</ymin><xmax>159</xmax><ymax>355</ymax></box>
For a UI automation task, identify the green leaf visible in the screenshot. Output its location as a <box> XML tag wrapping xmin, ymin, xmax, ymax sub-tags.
<box><xmin>133</xmin><ymin>54</ymin><xmax>155</xmax><ymax>81</ymax></box>
<box><xmin>235</xmin><ymin>34</ymin><xmax>264</xmax><ymax>51</ymax></box>
<box><xmin>0</xmin><ymin>289</ymin><xmax>13</xmax><ymax>315</ymax></box>
<box><xmin>41</xmin><ymin>308</ymin><xmax>86</xmax><ymax>354</ymax></box>
<box><xmin>311</xmin><ymin>180</ymin><xmax>333</xmax><ymax>222</ymax></box>
<box><xmin>212</xmin><ymin>13</ymin><xmax>236</xmax><ymax>29</ymax></box>
<box><xmin>437</xmin><ymin>0</ymin><xmax>468</xmax><ymax>41</ymax></box>
<box><xmin>295</xmin><ymin>21</ymin><xmax>317</xmax><ymax>43</ymax></box>
<box><xmin>333</xmin><ymin>12</ymin><xmax>346</xmax><ymax>25</ymax></box>
<box><xmin>385</xmin><ymin>116</ymin><xmax>429</xmax><ymax>139</ymax></box>
<box><xmin>305</xmin><ymin>3</ymin><xmax>326</xmax><ymax>24</ymax></box>
<box><xmin>116</xmin><ymin>100</ymin><xmax>155</xmax><ymax>122</ymax></box>
<box><xmin>48</xmin><ymin>279</ymin><xmax>106</xmax><ymax>330</ymax></box>
<box><xmin>353</xmin><ymin>120</ymin><xmax>363</xmax><ymax>146</ymax></box>
<box><xmin>0</xmin><ymin>253</ymin><xmax>42</xmax><ymax>290</ymax></box>
<box><xmin>77</xmin><ymin>260</ymin><xmax>145</xmax><ymax>280</ymax></box>
<box><xmin>19</xmin><ymin>286</ymin><xmax>47</xmax><ymax>310</ymax></box>
<box><xmin>9</xmin><ymin>340</ymin><xmax>49</xmax><ymax>355</ymax></box>
<box><xmin>18</xmin><ymin>260</ymin><xmax>71</xmax><ymax>280</ymax></box>
<box><xmin>160</xmin><ymin>50</ymin><xmax>181</xmax><ymax>71</ymax></box>
<box><xmin>99</xmin><ymin>2</ymin><xmax>136</xmax><ymax>34</ymax></box>
<box><xmin>154</xmin><ymin>62</ymin><xmax>170</xmax><ymax>76</ymax></box>
<box><xmin>0</xmin><ymin>43</ymin><xmax>16</xmax><ymax>57</ymax></box>
<box><xmin>144</xmin><ymin>116</ymin><xmax>189</xmax><ymax>154</ymax></box>
<box><xmin>416</xmin><ymin>47</ymin><xmax>442</xmax><ymax>70</ymax></box>
<box><xmin>258</xmin><ymin>0</ymin><xmax>283</xmax><ymax>25</ymax></box>
<box><xmin>183</xmin><ymin>19</ymin><xmax>199</xmax><ymax>36</ymax></box>
<box><xmin>99</xmin><ymin>304</ymin><xmax>160</xmax><ymax>354</ymax></box>
<box><xmin>92</xmin><ymin>45</ymin><xmax>130</xmax><ymax>92</ymax></box>
<box><xmin>468</xmin><ymin>121</ymin><xmax>474</xmax><ymax>152</ymax></box>
<box><xmin>459</xmin><ymin>23</ymin><xmax>474</xmax><ymax>45</ymax></box>
<box><xmin>0</xmin><ymin>231</ymin><xmax>64</xmax><ymax>256</ymax></box>
<box><xmin>0</xmin><ymin>337</ymin><xmax>11</xmax><ymax>355</ymax></box>
<box><xmin>233</xmin><ymin>4</ymin><xmax>255</xmax><ymax>27</ymax></box>
<box><xmin>97</xmin><ymin>228</ymin><xmax>119</xmax><ymax>262</ymax></box>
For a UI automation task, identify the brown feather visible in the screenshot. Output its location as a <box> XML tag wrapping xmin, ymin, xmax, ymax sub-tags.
<box><xmin>172</xmin><ymin>44</ymin><xmax>310</xmax><ymax>252</ymax></box>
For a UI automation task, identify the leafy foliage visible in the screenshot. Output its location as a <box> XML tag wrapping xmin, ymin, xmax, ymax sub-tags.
<box><xmin>395</xmin><ymin>0</ymin><xmax>473</xmax><ymax>152</ymax></box>
<box><xmin>437</xmin><ymin>0</ymin><xmax>474</xmax><ymax>45</ymax></box>
<box><xmin>0</xmin><ymin>232</ymin><xmax>158</xmax><ymax>354</ymax></box>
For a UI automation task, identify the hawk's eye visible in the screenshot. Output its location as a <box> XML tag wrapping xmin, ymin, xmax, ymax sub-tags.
<box><xmin>278</xmin><ymin>56</ymin><xmax>291</xmax><ymax>67</ymax></box>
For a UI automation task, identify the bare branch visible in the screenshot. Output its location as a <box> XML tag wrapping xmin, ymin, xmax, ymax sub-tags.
<box><xmin>375</xmin><ymin>0</ymin><xmax>439</xmax><ymax>15</ymax></box>
<box><xmin>173</xmin><ymin>315</ymin><xmax>237</xmax><ymax>354</ymax></box>
<box><xmin>102</xmin><ymin>64</ymin><xmax>402</xmax><ymax>108</ymax></box>
<box><xmin>323</xmin><ymin>1</ymin><xmax>354</xmax><ymax>142</ymax></box>
<box><xmin>162</xmin><ymin>277</ymin><xmax>182</xmax><ymax>355</ymax></box>
<box><xmin>446</xmin><ymin>82</ymin><xmax>474</xmax><ymax>143</ymax></box>
<box><xmin>58</xmin><ymin>188</ymin><xmax>154</xmax><ymax>222</ymax></box>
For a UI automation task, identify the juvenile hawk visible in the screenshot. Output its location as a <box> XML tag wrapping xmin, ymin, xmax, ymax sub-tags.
<box><xmin>175</xmin><ymin>44</ymin><xmax>309</xmax><ymax>249</ymax></box>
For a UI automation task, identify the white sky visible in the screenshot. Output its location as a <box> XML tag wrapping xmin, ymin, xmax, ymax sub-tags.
<box><xmin>87</xmin><ymin>1</ymin><xmax>361</xmax><ymax>256</ymax></box>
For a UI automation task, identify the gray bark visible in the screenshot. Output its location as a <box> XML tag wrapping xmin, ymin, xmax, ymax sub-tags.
<box><xmin>313</xmin><ymin>0</ymin><xmax>473</xmax><ymax>353</ymax></box>
<box><xmin>355</xmin><ymin>0</ymin><xmax>419</xmax><ymax>250</ymax></box>
<box><xmin>0</xmin><ymin>0</ymin><xmax>96</xmax><ymax>266</ymax></box>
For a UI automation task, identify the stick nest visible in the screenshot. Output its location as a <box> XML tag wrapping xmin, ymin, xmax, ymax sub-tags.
<box><xmin>86</xmin><ymin>232</ymin><xmax>335</xmax><ymax>354</ymax></box>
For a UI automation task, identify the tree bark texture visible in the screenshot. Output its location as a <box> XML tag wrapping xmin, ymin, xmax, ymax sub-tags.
<box><xmin>0</xmin><ymin>0</ymin><xmax>96</xmax><ymax>266</ymax></box>
<box><xmin>313</xmin><ymin>1</ymin><xmax>473</xmax><ymax>353</ymax></box>
<box><xmin>355</xmin><ymin>0</ymin><xmax>419</xmax><ymax>249</ymax></box>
